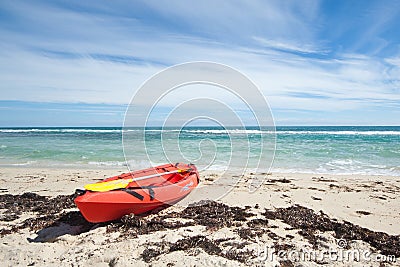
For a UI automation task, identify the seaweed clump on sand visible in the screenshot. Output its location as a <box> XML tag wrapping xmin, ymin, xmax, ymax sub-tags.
<box><xmin>234</xmin><ymin>218</ymin><xmax>270</xmax><ymax>241</ymax></box>
<box><xmin>0</xmin><ymin>193</ymin><xmax>47</xmax><ymax>221</ymax></box>
<box><xmin>170</xmin><ymin>235</ymin><xmax>222</xmax><ymax>255</ymax></box>
<box><xmin>0</xmin><ymin>192</ymin><xmax>76</xmax><ymax>221</ymax></box>
<box><xmin>107</xmin><ymin>200</ymin><xmax>254</xmax><ymax>236</ymax></box>
<box><xmin>108</xmin><ymin>201</ymin><xmax>257</xmax><ymax>263</ymax></box>
<box><xmin>141</xmin><ymin>235</ymin><xmax>254</xmax><ymax>264</ymax></box>
<box><xmin>179</xmin><ymin>200</ymin><xmax>254</xmax><ymax>229</ymax></box>
<box><xmin>109</xmin><ymin>213</ymin><xmax>195</xmax><ymax>236</ymax></box>
<box><xmin>0</xmin><ymin>192</ymin><xmax>93</xmax><ymax>237</ymax></box>
<box><xmin>263</xmin><ymin>205</ymin><xmax>400</xmax><ymax>257</ymax></box>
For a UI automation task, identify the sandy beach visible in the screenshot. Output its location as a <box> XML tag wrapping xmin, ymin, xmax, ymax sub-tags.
<box><xmin>2</xmin><ymin>0</ymin><xmax>400</xmax><ymax>265</ymax></box>
<box><xmin>0</xmin><ymin>167</ymin><xmax>399</xmax><ymax>266</ymax></box>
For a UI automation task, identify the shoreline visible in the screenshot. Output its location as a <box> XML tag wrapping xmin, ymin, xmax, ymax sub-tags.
<box><xmin>2</xmin><ymin>163</ymin><xmax>400</xmax><ymax>178</ymax></box>
<box><xmin>0</xmin><ymin>167</ymin><xmax>399</xmax><ymax>266</ymax></box>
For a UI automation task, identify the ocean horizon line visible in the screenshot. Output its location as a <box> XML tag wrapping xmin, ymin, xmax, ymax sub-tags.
<box><xmin>1</xmin><ymin>125</ymin><xmax>400</xmax><ymax>128</ymax></box>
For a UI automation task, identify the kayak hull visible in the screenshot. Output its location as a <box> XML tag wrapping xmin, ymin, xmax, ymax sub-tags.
<box><xmin>74</xmin><ymin>163</ymin><xmax>199</xmax><ymax>223</ymax></box>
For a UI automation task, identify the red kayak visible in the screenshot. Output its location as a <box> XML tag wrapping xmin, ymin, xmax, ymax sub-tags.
<box><xmin>75</xmin><ymin>163</ymin><xmax>199</xmax><ymax>223</ymax></box>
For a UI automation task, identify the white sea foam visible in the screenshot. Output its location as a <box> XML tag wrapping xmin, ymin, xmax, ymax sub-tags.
<box><xmin>1</xmin><ymin>128</ymin><xmax>399</xmax><ymax>135</ymax></box>
<box><xmin>150</xmin><ymin>129</ymin><xmax>400</xmax><ymax>135</ymax></box>
<box><xmin>60</xmin><ymin>129</ymin><xmax>121</xmax><ymax>133</ymax></box>
<box><xmin>0</xmin><ymin>129</ymin><xmax>121</xmax><ymax>133</ymax></box>
<box><xmin>0</xmin><ymin>129</ymin><xmax>60</xmax><ymax>133</ymax></box>
<box><xmin>271</xmin><ymin>166</ymin><xmax>400</xmax><ymax>176</ymax></box>
<box><xmin>88</xmin><ymin>161</ymin><xmax>127</xmax><ymax>166</ymax></box>
<box><xmin>142</xmin><ymin>129</ymin><xmax>269</xmax><ymax>134</ymax></box>
<box><xmin>315</xmin><ymin>159</ymin><xmax>399</xmax><ymax>176</ymax></box>
<box><xmin>87</xmin><ymin>159</ymin><xmax>158</xmax><ymax>170</ymax></box>
<box><xmin>8</xmin><ymin>161</ymin><xmax>37</xmax><ymax>166</ymax></box>
<box><xmin>277</xmin><ymin>130</ymin><xmax>400</xmax><ymax>135</ymax></box>
<box><xmin>183</xmin><ymin>129</ymin><xmax>267</xmax><ymax>134</ymax></box>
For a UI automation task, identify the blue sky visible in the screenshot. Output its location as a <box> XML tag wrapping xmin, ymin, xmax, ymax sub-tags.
<box><xmin>0</xmin><ymin>0</ymin><xmax>399</xmax><ymax>126</ymax></box>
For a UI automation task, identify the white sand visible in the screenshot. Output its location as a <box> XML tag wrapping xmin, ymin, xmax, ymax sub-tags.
<box><xmin>0</xmin><ymin>167</ymin><xmax>399</xmax><ymax>266</ymax></box>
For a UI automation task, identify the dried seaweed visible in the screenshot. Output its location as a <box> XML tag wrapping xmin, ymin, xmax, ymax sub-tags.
<box><xmin>179</xmin><ymin>200</ymin><xmax>254</xmax><ymax>229</ymax></box>
<box><xmin>0</xmin><ymin>192</ymin><xmax>90</xmax><ymax>237</ymax></box>
<box><xmin>263</xmin><ymin>205</ymin><xmax>400</xmax><ymax>257</ymax></box>
<box><xmin>108</xmin><ymin>200</ymin><xmax>254</xmax><ymax>236</ymax></box>
<box><xmin>0</xmin><ymin>192</ymin><xmax>76</xmax><ymax>222</ymax></box>
<box><xmin>1</xmin><ymin>192</ymin><xmax>399</xmax><ymax>263</ymax></box>
<box><xmin>141</xmin><ymin>235</ymin><xmax>252</xmax><ymax>263</ymax></box>
<box><xmin>279</xmin><ymin>260</ymin><xmax>294</xmax><ymax>267</ymax></box>
<box><xmin>170</xmin><ymin>235</ymin><xmax>221</xmax><ymax>255</ymax></box>
<box><xmin>266</xmin><ymin>178</ymin><xmax>291</xmax><ymax>183</ymax></box>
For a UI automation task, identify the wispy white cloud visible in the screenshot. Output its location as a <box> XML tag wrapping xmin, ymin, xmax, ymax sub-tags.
<box><xmin>252</xmin><ymin>36</ymin><xmax>327</xmax><ymax>54</ymax></box>
<box><xmin>0</xmin><ymin>0</ymin><xmax>399</xmax><ymax>125</ymax></box>
<box><xmin>349</xmin><ymin>1</ymin><xmax>400</xmax><ymax>55</ymax></box>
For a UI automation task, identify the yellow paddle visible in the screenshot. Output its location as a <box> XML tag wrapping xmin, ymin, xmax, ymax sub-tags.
<box><xmin>84</xmin><ymin>169</ymin><xmax>186</xmax><ymax>192</ymax></box>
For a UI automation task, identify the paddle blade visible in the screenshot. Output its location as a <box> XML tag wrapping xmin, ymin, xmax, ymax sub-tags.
<box><xmin>84</xmin><ymin>179</ymin><xmax>132</xmax><ymax>192</ymax></box>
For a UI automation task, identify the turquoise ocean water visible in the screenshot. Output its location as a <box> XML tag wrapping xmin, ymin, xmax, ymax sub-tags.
<box><xmin>0</xmin><ymin>126</ymin><xmax>399</xmax><ymax>176</ymax></box>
